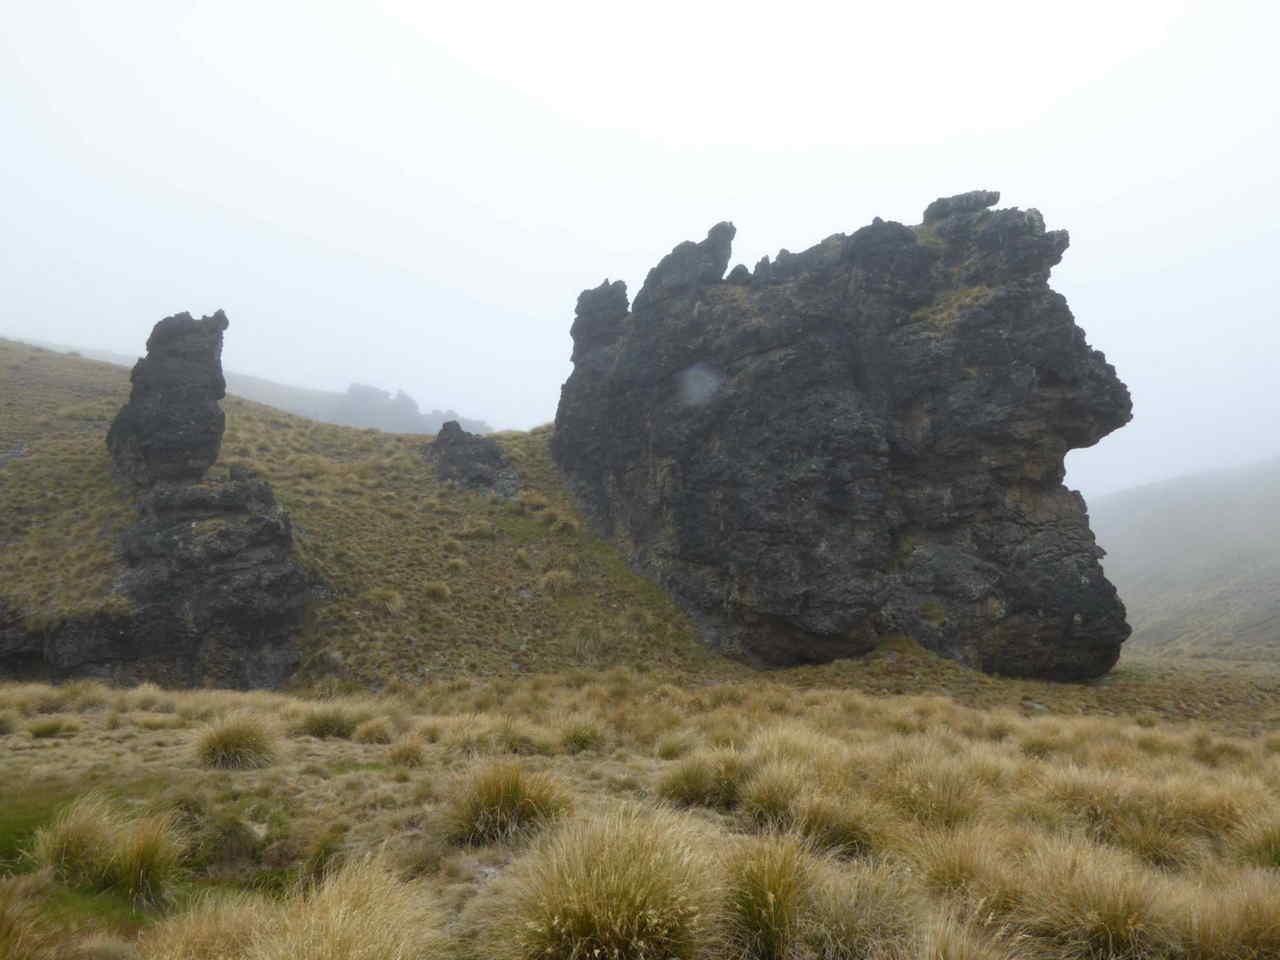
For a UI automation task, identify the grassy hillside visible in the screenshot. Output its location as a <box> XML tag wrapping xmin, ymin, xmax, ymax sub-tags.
<box><xmin>0</xmin><ymin>337</ymin><xmax>715</xmax><ymax>680</ymax></box>
<box><xmin>1091</xmin><ymin>459</ymin><xmax>1280</xmax><ymax>662</ymax></box>
<box><xmin>2</xmin><ymin>674</ymin><xmax>1280</xmax><ymax>959</ymax></box>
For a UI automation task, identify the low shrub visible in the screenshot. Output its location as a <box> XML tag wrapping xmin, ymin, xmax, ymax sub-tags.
<box><xmin>196</xmin><ymin>713</ymin><xmax>276</xmax><ymax>769</ymax></box>
<box><xmin>444</xmin><ymin>763</ymin><xmax>571</xmax><ymax>845</ymax></box>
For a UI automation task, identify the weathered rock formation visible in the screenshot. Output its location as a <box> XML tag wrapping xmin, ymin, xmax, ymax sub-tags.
<box><xmin>425</xmin><ymin>420</ymin><xmax>519</xmax><ymax>497</ymax></box>
<box><xmin>552</xmin><ymin>191</ymin><xmax>1132</xmax><ymax>680</ymax></box>
<box><xmin>0</xmin><ymin>312</ymin><xmax>309</xmax><ymax>687</ymax></box>
<box><xmin>107</xmin><ymin>310</ymin><xmax>229</xmax><ymax>486</ymax></box>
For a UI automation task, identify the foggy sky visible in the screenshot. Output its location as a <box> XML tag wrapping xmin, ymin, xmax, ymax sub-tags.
<box><xmin>2</xmin><ymin>1</ymin><xmax>1278</xmax><ymax>499</ymax></box>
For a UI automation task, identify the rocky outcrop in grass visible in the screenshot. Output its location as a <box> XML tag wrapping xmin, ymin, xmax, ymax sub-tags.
<box><xmin>553</xmin><ymin>191</ymin><xmax>1132</xmax><ymax>680</ymax></box>
<box><xmin>107</xmin><ymin>310</ymin><xmax>229</xmax><ymax>486</ymax></box>
<box><xmin>0</xmin><ymin>315</ymin><xmax>308</xmax><ymax>687</ymax></box>
<box><xmin>425</xmin><ymin>420</ymin><xmax>519</xmax><ymax>497</ymax></box>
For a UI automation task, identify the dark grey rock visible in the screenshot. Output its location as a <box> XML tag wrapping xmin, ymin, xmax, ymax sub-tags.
<box><xmin>425</xmin><ymin>421</ymin><xmax>519</xmax><ymax>498</ymax></box>
<box><xmin>552</xmin><ymin>192</ymin><xmax>1133</xmax><ymax>681</ymax></box>
<box><xmin>107</xmin><ymin>311</ymin><xmax>229</xmax><ymax>486</ymax></box>
<box><xmin>632</xmin><ymin>221</ymin><xmax>736</xmax><ymax>313</ymax></box>
<box><xmin>0</xmin><ymin>473</ymin><xmax>309</xmax><ymax>687</ymax></box>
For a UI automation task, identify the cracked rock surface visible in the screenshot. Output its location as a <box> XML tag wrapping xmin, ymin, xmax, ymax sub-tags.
<box><xmin>552</xmin><ymin>191</ymin><xmax>1132</xmax><ymax>680</ymax></box>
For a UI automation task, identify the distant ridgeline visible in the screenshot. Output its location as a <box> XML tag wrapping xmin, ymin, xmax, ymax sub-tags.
<box><xmin>25</xmin><ymin>340</ymin><xmax>491</xmax><ymax>436</ymax></box>
<box><xmin>224</xmin><ymin>374</ymin><xmax>493</xmax><ymax>436</ymax></box>
<box><xmin>1090</xmin><ymin>457</ymin><xmax>1280</xmax><ymax>662</ymax></box>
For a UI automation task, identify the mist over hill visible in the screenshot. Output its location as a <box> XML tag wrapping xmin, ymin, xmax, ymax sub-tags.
<box><xmin>21</xmin><ymin>338</ymin><xmax>491</xmax><ymax>435</ymax></box>
<box><xmin>1091</xmin><ymin>457</ymin><xmax>1280</xmax><ymax>661</ymax></box>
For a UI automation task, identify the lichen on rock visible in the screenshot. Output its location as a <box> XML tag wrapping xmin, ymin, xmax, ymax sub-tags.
<box><xmin>552</xmin><ymin>191</ymin><xmax>1133</xmax><ymax>681</ymax></box>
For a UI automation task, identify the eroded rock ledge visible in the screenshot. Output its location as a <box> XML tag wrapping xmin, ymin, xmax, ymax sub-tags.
<box><xmin>552</xmin><ymin>191</ymin><xmax>1132</xmax><ymax>680</ymax></box>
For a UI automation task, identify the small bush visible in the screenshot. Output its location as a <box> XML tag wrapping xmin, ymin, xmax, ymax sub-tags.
<box><xmin>0</xmin><ymin>712</ymin><xmax>16</xmax><ymax>736</ymax></box>
<box><xmin>297</xmin><ymin>706</ymin><xmax>362</xmax><ymax>739</ymax></box>
<box><xmin>724</xmin><ymin>834</ymin><xmax>815</xmax><ymax>960</ymax></box>
<box><xmin>354</xmin><ymin>717</ymin><xmax>394</xmax><ymax>744</ymax></box>
<box><xmin>489</xmin><ymin>805</ymin><xmax>715</xmax><ymax>960</ymax></box>
<box><xmin>658</xmin><ymin>748</ymin><xmax>748</xmax><ymax>810</ymax></box>
<box><xmin>444</xmin><ymin>763</ymin><xmax>571</xmax><ymax>845</ymax></box>
<box><xmin>196</xmin><ymin>713</ymin><xmax>276</xmax><ymax>769</ymax></box>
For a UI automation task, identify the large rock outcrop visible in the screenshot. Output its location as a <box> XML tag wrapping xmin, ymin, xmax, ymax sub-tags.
<box><xmin>107</xmin><ymin>310</ymin><xmax>229</xmax><ymax>486</ymax></box>
<box><xmin>552</xmin><ymin>191</ymin><xmax>1132</xmax><ymax>680</ymax></box>
<box><xmin>0</xmin><ymin>311</ymin><xmax>309</xmax><ymax>687</ymax></box>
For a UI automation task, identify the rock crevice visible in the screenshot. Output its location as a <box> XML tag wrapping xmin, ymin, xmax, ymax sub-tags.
<box><xmin>552</xmin><ymin>191</ymin><xmax>1132</xmax><ymax>680</ymax></box>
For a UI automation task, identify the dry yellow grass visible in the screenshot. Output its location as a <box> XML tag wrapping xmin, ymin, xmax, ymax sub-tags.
<box><xmin>1</xmin><ymin>672</ymin><xmax>1278</xmax><ymax>957</ymax></box>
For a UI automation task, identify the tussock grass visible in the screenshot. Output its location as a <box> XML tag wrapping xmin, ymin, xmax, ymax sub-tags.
<box><xmin>138</xmin><ymin>890</ymin><xmax>278</xmax><ymax>959</ymax></box>
<box><xmin>196</xmin><ymin>712</ymin><xmax>277</xmax><ymax>769</ymax></box>
<box><xmin>246</xmin><ymin>855</ymin><xmax>442</xmax><ymax>960</ymax></box>
<box><xmin>296</xmin><ymin>706</ymin><xmax>364</xmax><ymax>739</ymax></box>
<box><xmin>723</xmin><ymin>833</ymin><xmax>814</xmax><ymax>960</ymax></box>
<box><xmin>30</xmin><ymin>794</ymin><xmax>185</xmax><ymax>904</ymax></box>
<box><xmin>4</xmin><ymin>666</ymin><xmax>1280</xmax><ymax>956</ymax></box>
<box><xmin>388</xmin><ymin>733</ymin><xmax>427</xmax><ymax>768</ymax></box>
<box><xmin>0</xmin><ymin>875</ymin><xmax>61</xmax><ymax>960</ymax></box>
<box><xmin>443</xmin><ymin>763</ymin><xmax>571</xmax><ymax>845</ymax></box>
<box><xmin>484</xmin><ymin>805</ymin><xmax>717</xmax><ymax>960</ymax></box>
<box><xmin>658</xmin><ymin>748</ymin><xmax>748</xmax><ymax>810</ymax></box>
<box><xmin>352</xmin><ymin>716</ymin><xmax>394</xmax><ymax>744</ymax></box>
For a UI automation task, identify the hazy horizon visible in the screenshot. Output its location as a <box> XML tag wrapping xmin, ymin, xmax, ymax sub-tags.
<box><xmin>3</xmin><ymin>1</ymin><xmax>1278</xmax><ymax>500</ymax></box>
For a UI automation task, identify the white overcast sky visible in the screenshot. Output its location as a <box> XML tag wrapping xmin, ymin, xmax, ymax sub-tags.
<box><xmin>2</xmin><ymin>0</ymin><xmax>1277</xmax><ymax>498</ymax></box>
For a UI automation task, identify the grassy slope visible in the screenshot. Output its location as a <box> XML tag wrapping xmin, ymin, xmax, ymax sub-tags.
<box><xmin>0</xmin><ymin>337</ymin><xmax>717</xmax><ymax>681</ymax></box>
<box><xmin>1091</xmin><ymin>458</ymin><xmax>1280</xmax><ymax>662</ymax></box>
<box><xmin>7</xmin><ymin>336</ymin><xmax>1280</xmax><ymax>724</ymax></box>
